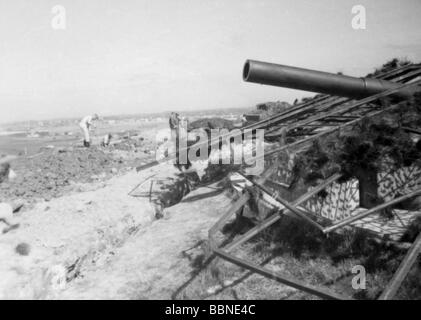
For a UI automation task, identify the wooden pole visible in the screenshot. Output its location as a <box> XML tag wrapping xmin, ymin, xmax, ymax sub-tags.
<box><xmin>208</xmin><ymin>163</ymin><xmax>278</xmax><ymax>242</ymax></box>
<box><xmin>323</xmin><ymin>189</ymin><xmax>421</xmax><ymax>234</ymax></box>
<box><xmin>378</xmin><ymin>231</ymin><xmax>421</xmax><ymax>300</ymax></box>
<box><xmin>402</xmin><ymin>127</ymin><xmax>421</xmax><ymax>135</ymax></box>
<box><xmin>236</xmin><ymin>171</ymin><xmax>326</xmax><ymax>231</ymax></box>
<box><xmin>128</xmin><ymin>174</ymin><xmax>157</xmax><ymax>196</ymax></box>
<box><xmin>224</xmin><ymin>174</ymin><xmax>341</xmax><ymax>252</ymax></box>
<box><xmin>214</xmin><ymin>248</ymin><xmax>350</xmax><ymax>300</ymax></box>
<box><xmin>357</xmin><ymin>168</ymin><xmax>379</xmax><ymax>209</ymax></box>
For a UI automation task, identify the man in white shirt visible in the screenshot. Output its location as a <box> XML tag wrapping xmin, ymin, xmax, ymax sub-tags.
<box><xmin>79</xmin><ymin>114</ymin><xmax>99</xmax><ymax>147</ymax></box>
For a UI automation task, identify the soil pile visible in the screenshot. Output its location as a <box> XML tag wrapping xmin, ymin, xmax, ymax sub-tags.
<box><xmin>111</xmin><ymin>135</ymin><xmax>154</xmax><ymax>154</ymax></box>
<box><xmin>251</xmin><ymin>101</ymin><xmax>291</xmax><ymax>119</ymax></box>
<box><xmin>0</xmin><ymin>147</ymin><xmax>132</xmax><ymax>205</ymax></box>
<box><xmin>188</xmin><ymin>117</ymin><xmax>235</xmax><ymax>131</ymax></box>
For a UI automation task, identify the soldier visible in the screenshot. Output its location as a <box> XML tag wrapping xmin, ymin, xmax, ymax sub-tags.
<box><xmin>169</xmin><ymin>112</ymin><xmax>180</xmax><ymax>143</ymax></box>
<box><xmin>169</xmin><ymin>112</ymin><xmax>188</xmax><ymax>169</ymax></box>
<box><xmin>79</xmin><ymin>114</ymin><xmax>99</xmax><ymax>147</ymax></box>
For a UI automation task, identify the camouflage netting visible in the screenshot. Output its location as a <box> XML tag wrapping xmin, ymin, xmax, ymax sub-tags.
<box><xmin>151</xmin><ymin>171</ymin><xmax>201</xmax><ymax>217</ymax></box>
<box><xmin>367</xmin><ymin>58</ymin><xmax>412</xmax><ymax>78</ymax></box>
<box><xmin>288</xmin><ymin>56</ymin><xmax>420</xmax><ymax>187</ymax></box>
<box><xmin>290</xmin><ymin>92</ymin><xmax>421</xmax><ymax>187</ymax></box>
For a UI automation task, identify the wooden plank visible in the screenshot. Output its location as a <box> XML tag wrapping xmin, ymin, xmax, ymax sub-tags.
<box><xmin>246</xmin><ymin>95</ymin><xmax>332</xmax><ymax>131</ymax></box>
<box><xmin>224</xmin><ymin>174</ymin><xmax>342</xmax><ymax>252</ymax></box>
<box><xmin>378</xmin><ymin>64</ymin><xmax>416</xmax><ymax>79</ymax></box>
<box><xmin>390</xmin><ymin>68</ymin><xmax>421</xmax><ymax>83</ymax></box>
<box><xmin>402</xmin><ymin>126</ymin><xmax>421</xmax><ymax>135</ymax></box>
<box><xmin>266</xmin><ymin>179</ymin><xmax>291</xmax><ymax>188</ymax></box>
<box><xmin>128</xmin><ymin>174</ymin><xmax>157</xmax><ymax>196</ymax></box>
<box><xmin>283</xmin><ymin>76</ymin><xmax>421</xmax><ymax>135</ymax></box>
<box><xmin>208</xmin><ymin>193</ymin><xmax>250</xmax><ymax>242</ymax></box>
<box><xmin>208</xmin><ymin>163</ymin><xmax>278</xmax><ymax>241</ymax></box>
<box><xmin>136</xmin><ymin>160</ymin><xmax>160</xmax><ymax>172</ymax></box>
<box><xmin>236</xmin><ymin>171</ymin><xmax>326</xmax><ymax>231</ymax></box>
<box><xmin>265</xmin><ymin>69</ymin><xmax>421</xmax><ymax>138</ymax></box>
<box><xmin>379</xmin><ymin>231</ymin><xmax>421</xmax><ymax>300</ymax></box>
<box><xmin>265</xmin><ymin>98</ymin><xmax>349</xmax><ymax>136</ymax></box>
<box><xmin>323</xmin><ymin>189</ymin><xmax>421</xmax><ymax>234</ymax></box>
<box><xmin>148</xmin><ymin>179</ymin><xmax>154</xmax><ymax>203</ymax></box>
<box><xmin>214</xmin><ymin>248</ymin><xmax>350</xmax><ymax>300</ymax></box>
<box><xmin>263</xmin><ymin>97</ymin><xmax>417</xmax><ymax>160</ymax></box>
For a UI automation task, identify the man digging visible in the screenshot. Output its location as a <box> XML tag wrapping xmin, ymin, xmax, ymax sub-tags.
<box><xmin>79</xmin><ymin>114</ymin><xmax>99</xmax><ymax>147</ymax></box>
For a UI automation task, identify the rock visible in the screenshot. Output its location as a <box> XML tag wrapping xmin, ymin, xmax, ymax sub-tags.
<box><xmin>206</xmin><ymin>285</ymin><xmax>222</xmax><ymax>295</ymax></box>
<box><xmin>11</xmin><ymin>199</ymin><xmax>24</xmax><ymax>212</ymax></box>
<box><xmin>15</xmin><ymin>242</ymin><xmax>31</xmax><ymax>256</ymax></box>
<box><xmin>223</xmin><ymin>279</ymin><xmax>235</xmax><ymax>286</ymax></box>
<box><xmin>111</xmin><ymin>168</ymin><xmax>118</xmax><ymax>174</ymax></box>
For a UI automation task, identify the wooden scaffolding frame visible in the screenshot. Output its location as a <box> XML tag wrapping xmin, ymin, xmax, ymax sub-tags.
<box><xmin>207</xmin><ymin>68</ymin><xmax>421</xmax><ymax>300</ymax></box>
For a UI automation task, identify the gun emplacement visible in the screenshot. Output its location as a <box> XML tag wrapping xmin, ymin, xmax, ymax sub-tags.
<box><xmin>243</xmin><ymin>60</ymin><xmax>416</xmax><ymax>99</ymax></box>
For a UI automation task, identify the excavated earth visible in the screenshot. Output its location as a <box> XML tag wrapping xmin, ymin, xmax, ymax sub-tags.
<box><xmin>0</xmin><ymin>162</ymin><xmax>231</xmax><ymax>299</ymax></box>
<box><xmin>0</xmin><ymin>123</ymin><xmax>242</xmax><ymax>300</ymax></box>
<box><xmin>0</xmin><ymin>139</ymin><xmax>154</xmax><ymax>208</ymax></box>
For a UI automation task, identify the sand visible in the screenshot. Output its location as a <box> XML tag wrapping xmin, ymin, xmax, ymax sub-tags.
<box><xmin>0</xmin><ymin>161</ymin><xmax>230</xmax><ymax>299</ymax></box>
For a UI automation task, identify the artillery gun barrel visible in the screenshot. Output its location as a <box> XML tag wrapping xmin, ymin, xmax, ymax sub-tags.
<box><xmin>243</xmin><ymin>60</ymin><xmax>414</xmax><ymax>99</ymax></box>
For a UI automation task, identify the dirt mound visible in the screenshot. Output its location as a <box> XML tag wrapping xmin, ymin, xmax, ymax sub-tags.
<box><xmin>252</xmin><ymin>101</ymin><xmax>291</xmax><ymax>118</ymax></box>
<box><xmin>111</xmin><ymin>136</ymin><xmax>154</xmax><ymax>154</ymax></box>
<box><xmin>0</xmin><ymin>147</ymin><xmax>130</xmax><ymax>205</ymax></box>
<box><xmin>188</xmin><ymin>117</ymin><xmax>235</xmax><ymax>131</ymax></box>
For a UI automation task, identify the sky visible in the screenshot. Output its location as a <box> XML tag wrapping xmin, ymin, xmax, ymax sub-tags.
<box><xmin>0</xmin><ymin>0</ymin><xmax>421</xmax><ymax>123</ymax></box>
